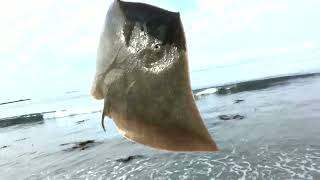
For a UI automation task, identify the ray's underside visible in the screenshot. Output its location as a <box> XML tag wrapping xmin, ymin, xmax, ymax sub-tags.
<box><xmin>92</xmin><ymin>0</ymin><xmax>218</xmax><ymax>152</ymax></box>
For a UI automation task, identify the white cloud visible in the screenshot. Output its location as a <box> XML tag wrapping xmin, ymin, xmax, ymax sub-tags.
<box><xmin>215</xmin><ymin>47</ymin><xmax>290</xmax><ymax>63</ymax></box>
<box><xmin>0</xmin><ymin>0</ymin><xmax>110</xmax><ymax>59</ymax></box>
<box><xmin>182</xmin><ymin>0</ymin><xmax>320</xmax><ymax>70</ymax></box>
<box><xmin>0</xmin><ymin>0</ymin><xmax>113</xmax><ymax>97</ymax></box>
<box><xmin>302</xmin><ymin>41</ymin><xmax>316</xmax><ymax>49</ymax></box>
<box><xmin>187</xmin><ymin>0</ymin><xmax>288</xmax><ymax>38</ymax></box>
<box><xmin>1</xmin><ymin>0</ymin><xmax>319</xmax><ymax>97</ymax></box>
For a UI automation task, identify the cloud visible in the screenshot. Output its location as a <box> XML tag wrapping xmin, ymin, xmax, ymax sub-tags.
<box><xmin>0</xmin><ymin>0</ymin><xmax>114</xmax><ymax>98</ymax></box>
<box><xmin>0</xmin><ymin>0</ymin><xmax>110</xmax><ymax>58</ymax></box>
<box><xmin>188</xmin><ymin>0</ymin><xmax>288</xmax><ymax>35</ymax></box>
<box><xmin>302</xmin><ymin>41</ymin><xmax>316</xmax><ymax>49</ymax></box>
<box><xmin>182</xmin><ymin>0</ymin><xmax>320</xmax><ymax>70</ymax></box>
<box><xmin>1</xmin><ymin>0</ymin><xmax>320</xmax><ymax>98</ymax></box>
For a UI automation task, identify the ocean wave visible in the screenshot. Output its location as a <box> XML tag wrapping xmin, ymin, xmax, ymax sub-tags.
<box><xmin>194</xmin><ymin>88</ymin><xmax>218</xmax><ymax>97</ymax></box>
<box><xmin>0</xmin><ymin>98</ymin><xmax>31</xmax><ymax>106</ymax></box>
<box><xmin>0</xmin><ymin>113</ymin><xmax>43</xmax><ymax>128</ymax></box>
<box><xmin>0</xmin><ymin>106</ymin><xmax>101</xmax><ymax>128</ymax></box>
<box><xmin>24</xmin><ymin>145</ymin><xmax>320</xmax><ymax>180</ymax></box>
<box><xmin>194</xmin><ymin>72</ymin><xmax>320</xmax><ymax>97</ymax></box>
<box><xmin>43</xmin><ymin>107</ymin><xmax>101</xmax><ymax>119</ymax></box>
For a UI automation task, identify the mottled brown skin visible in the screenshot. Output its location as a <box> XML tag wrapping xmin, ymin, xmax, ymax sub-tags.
<box><xmin>91</xmin><ymin>0</ymin><xmax>218</xmax><ymax>152</ymax></box>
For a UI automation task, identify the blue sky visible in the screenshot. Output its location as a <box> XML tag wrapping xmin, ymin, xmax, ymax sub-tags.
<box><xmin>1</xmin><ymin>0</ymin><xmax>320</xmax><ymax>100</ymax></box>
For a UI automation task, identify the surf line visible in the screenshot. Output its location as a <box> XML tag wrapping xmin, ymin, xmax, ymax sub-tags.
<box><xmin>0</xmin><ymin>99</ymin><xmax>31</xmax><ymax>106</ymax></box>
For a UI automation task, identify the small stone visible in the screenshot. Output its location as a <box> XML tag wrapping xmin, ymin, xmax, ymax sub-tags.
<box><xmin>234</xmin><ymin>99</ymin><xmax>245</xmax><ymax>104</ymax></box>
<box><xmin>115</xmin><ymin>155</ymin><xmax>145</xmax><ymax>163</ymax></box>
<box><xmin>218</xmin><ymin>115</ymin><xmax>231</xmax><ymax>120</ymax></box>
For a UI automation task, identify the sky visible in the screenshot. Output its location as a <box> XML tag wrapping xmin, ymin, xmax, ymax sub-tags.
<box><xmin>1</xmin><ymin>0</ymin><xmax>320</xmax><ymax>100</ymax></box>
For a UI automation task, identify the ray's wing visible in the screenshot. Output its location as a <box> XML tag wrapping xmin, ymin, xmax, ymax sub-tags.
<box><xmin>106</xmin><ymin>54</ymin><xmax>219</xmax><ymax>152</ymax></box>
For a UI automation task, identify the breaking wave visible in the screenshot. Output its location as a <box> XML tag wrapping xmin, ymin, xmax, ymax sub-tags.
<box><xmin>43</xmin><ymin>107</ymin><xmax>101</xmax><ymax>119</ymax></box>
<box><xmin>194</xmin><ymin>72</ymin><xmax>320</xmax><ymax>97</ymax></box>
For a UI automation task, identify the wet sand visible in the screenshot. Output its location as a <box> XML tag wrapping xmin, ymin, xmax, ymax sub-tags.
<box><xmin>1</xmin><ymin>74</ymin><xmax>320</xmax><ymax>179</ymax></box>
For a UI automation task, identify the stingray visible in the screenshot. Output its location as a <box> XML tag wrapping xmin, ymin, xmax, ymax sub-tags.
<box><xmin>91</xmin><ymin>0</ymin><xmax>218</xmax><ymax>152</ymax></box>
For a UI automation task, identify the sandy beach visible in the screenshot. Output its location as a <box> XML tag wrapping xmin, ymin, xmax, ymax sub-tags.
<box><xmin>1</xmin><ymin>73</ymin><xmax>320</xmax><ymax>179</ymax></box>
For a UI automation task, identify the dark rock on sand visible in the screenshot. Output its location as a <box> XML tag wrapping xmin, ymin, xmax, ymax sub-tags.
<box><xmin>0</xmin><ymin>145</ymin><xmax>9</xmax><ymax>149</ymax></box>
<box><xmin>61</xmin><ymin>140</ymin><xmax>98</xmax><ymax>151</ymax></box>
<box><xmin>15</xmin><ymin>138</ymin><xmax>27</xmax><ymax>142</ymax></box>
<box><xmin>234</xmin><ymin>99</ymin><xmax>245</xmax><ymax>104</ymax></box>
<box><xmin>218</xmin><ymin>115</ymin><xmax>232</xmax><ymax>120</ymax></box>
<box><xmin>115</xmin><ymin>155</ymin><xmax>145</xmax><ymax>163</ymax></box>
<box><xmin>218</xmin><ymin>114</ymin><xmax>245</xmax><ymax>120</ymax></box>
<box><xmin>233</xmin><ymin>115</ymin><xmax>245</xmax><ymax>120</ymax></box>
<box><xmin>76</xmin><ymin>119</ymin><xmax>89</xmax><ymax>125</ymax></box>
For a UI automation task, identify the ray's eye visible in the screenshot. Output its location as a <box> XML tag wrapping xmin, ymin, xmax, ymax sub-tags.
<box><xmin>141</xmin><ymin>23</ymin><xmax>147</xmax><ymax>32</ymax></box>
<box><xmin>154</xmin><ymin>43</ymin><xmax>161</xmax><ymax>49</ymax></box>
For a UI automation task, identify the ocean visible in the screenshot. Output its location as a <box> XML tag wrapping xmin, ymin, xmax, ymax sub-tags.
<box><xmin>1</xmin><ymin>63</ymin><xmax>320</xmax><ymax>179</ymax></box>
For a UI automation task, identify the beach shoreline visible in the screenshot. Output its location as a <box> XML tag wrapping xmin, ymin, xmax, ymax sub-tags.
<box><xmin>1</xmin><ymin>73</ymin><xmax>320</xmax><ymax>179</ymax></box>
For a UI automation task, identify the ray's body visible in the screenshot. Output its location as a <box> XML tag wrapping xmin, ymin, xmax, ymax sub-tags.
<box><xmin>91</xmin><ymin>0</ymin><xmax>218</xmax><ymax>152</ymax></box>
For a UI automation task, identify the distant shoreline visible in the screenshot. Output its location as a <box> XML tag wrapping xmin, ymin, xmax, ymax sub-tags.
<box><xmin>193</xmin><ymin>72</ymin><xmax>320</xmax><ymax>94</ymax></box>
<box><xmin>0</xmin><ymin>98</ymin><xmax>31</xmax><ymax>106</ymax></box>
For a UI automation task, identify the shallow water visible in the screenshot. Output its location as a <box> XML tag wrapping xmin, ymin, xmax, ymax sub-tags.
<box><xmin>1</xmin><ymin>74</ymin><xmax>320</xmax><ymax>179</ymax></box>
